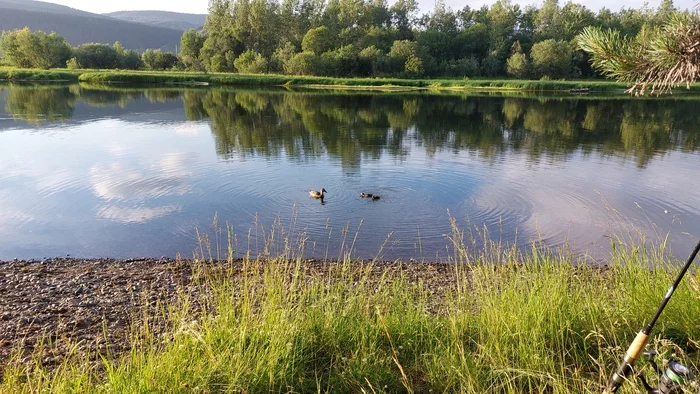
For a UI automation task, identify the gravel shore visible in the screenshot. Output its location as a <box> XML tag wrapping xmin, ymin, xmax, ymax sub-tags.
<box><xmin>0</xmin><ymin>258</ymin><xmax>457</xmax><ymax>369</ymax></box>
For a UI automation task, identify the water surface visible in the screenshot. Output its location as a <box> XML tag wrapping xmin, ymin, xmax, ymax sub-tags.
<box><xmin>1</xmin><ymin>84</ymin><xmax>699</xmax><ymax>261</ymax></box>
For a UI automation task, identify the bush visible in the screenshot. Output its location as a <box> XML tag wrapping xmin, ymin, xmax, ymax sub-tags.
<box><xmin>73</xmin><ymin>43</ymin><xmax>119</xmax><ymax>69</ymax></box>
<box><xmin>284</xmin><ymin>52</ymin><xmax>322</xmax><ymax>75</ymax></box>
<box><xmin>302</xmin><ymin>26</ymin><xmax>333</xmax><ymax>55</ymax></box>
<box><xmin>234</xmin><ymin>50</ymin><xmax>268</xmax><ymax>74</ymax></box>
<box><xmin>142</xmin><ymin>49</ymin><xmax>180</xmax><ymax>71</ymax></box>
<box><xmin>446</xmin><ymin>57</ymin><xmax>480</xmax><ymax>77</ymax></box>
<box><xmin>506</xmin><ymin>52</ymin><xmax>529</xmax><ymax>78</ymax></box>
<box><xmin>66</xmin><ymin>57</ymin><xmax>80</xmax><ymax>69</ymax></box>
<box><xmin>530</xmin><ymin>39</ymin><xmax>573</xmax><ymax>79</ymax></box>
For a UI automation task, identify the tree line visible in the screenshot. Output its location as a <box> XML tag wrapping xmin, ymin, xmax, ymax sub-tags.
<box><xmin>0</xmin><ymin>0</ymin><xmax>690</xmax><ymax>79</ymax></box>
<box><xmin>0</xmin><ymin>27</ymin><xmax>180</xmax><ymax>71</ymax></box>
<box><xmin>182</xmin><ymin>0</ymin><xmax>685</xmax><ymax>79</ymax></box>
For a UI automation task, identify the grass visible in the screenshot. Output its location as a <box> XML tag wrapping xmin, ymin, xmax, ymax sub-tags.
<box><xmin>5</xmin><ymin>66</ymin><xmax>692</xmax><ymax>92</ymax></box>
<box><xmin>0</xmin><ymin>68</ymin><xmax>82</xmax><ymax>82</ymax></box>
<box><xmin>1</xmin><ymin>219</ymin><xmax>699</xmax><ymax>394</ymax></box>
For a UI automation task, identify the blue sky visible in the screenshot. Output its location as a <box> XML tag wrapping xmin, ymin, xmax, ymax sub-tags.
<box><xmin>48</xmin><ymin>0</ymin><xmax>696</xmax><ymax>16</ymax></box>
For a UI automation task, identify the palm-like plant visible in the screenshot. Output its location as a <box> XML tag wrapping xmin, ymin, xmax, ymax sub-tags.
<box><xmin>577</xmin><ymin>12</ymin><xmax>699</xmax><ymax>95</ymax></box>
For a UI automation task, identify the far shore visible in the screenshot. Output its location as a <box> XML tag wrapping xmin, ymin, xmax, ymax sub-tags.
<box><xmin>0</xmin><ymin>66</ymin><xmax>661</xmax><ymax>92</ymax></box>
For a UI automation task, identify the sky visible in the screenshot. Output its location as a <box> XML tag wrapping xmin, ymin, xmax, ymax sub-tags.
<box><xmin>46</xmin><ymin>0</ymin><xmax>696</xmax><ymax>16</ymax></box>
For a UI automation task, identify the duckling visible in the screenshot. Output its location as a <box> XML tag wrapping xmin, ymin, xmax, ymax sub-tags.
<box><xmin>360</xmin><ymin>193</ymin><xmax>374</xmax><ymax>198</ymax></box>
<box><xmin>309</xmin><ymin>188</ymin><xmax>327</xmax><ymax>199</ymax></box>
<box><xmin>371</xmin><ymin>195</ymin><xmax>381</xmax><ymax>201</ymax></box>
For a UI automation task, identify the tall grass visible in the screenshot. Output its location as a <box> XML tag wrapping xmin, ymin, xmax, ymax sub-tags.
<box><xmin>0</xmin><ymin>67</ymin><xmax>81</xmax><ymax>82</ymax></box>
<box><xmin>77</xmin><ymin>71</ymin><xmax>639</xmax><ymax>91</ymax></box>
<box><xmin>1</xmin><ymin>224</ymin><xmax>699</xmax><ymax>393</ymax></box>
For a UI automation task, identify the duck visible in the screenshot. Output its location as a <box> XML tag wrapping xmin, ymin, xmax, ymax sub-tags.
<box><xmin>309</xmin><ymin>188</ymin><xmax>327</xmax><ymax>199</ymax></box>
<box><xmin>371</xmin><ymin>195</ymin><xmax>381</xmax><ymax>200</ymax></box>
<box><xmin>360</xmin><ymin>193</ymin><xmax>374</xmax><ymax>198</ymax></box>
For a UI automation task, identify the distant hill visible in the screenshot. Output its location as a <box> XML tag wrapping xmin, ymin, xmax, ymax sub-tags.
<box><xmin>0</xmin><ymin>0</ymin><xmax>95</xmax><ymax>17</ymax></box>
<box><xmin>0</xmin><ymin>0</ymin><xmax>183</xmax><ymax>51</ymax></box>
<box><xmin>104</xmin><ymin>11</ymin><xmax>207</xmax><ymax>31</ymax></box>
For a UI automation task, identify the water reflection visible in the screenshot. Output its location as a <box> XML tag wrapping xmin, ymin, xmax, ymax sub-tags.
<box><xmin>4</xmin><ymin>84</ymin><xmax>699</xmax><ymax>168</ymax></box>
<box><xmin>0</xmin><ymin>84</ymin><xmax>699</xmax><ymax>260</ymax></box>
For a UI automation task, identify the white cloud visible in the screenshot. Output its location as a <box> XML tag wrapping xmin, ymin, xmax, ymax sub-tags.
<box><xmin>96</xmin><ymin>205</ymin><xmax>181</xmax><ymax>223</ymax></box>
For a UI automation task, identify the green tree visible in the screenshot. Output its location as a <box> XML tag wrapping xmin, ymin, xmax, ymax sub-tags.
<box><xmin>73</xmin><ymin>43</ymin><xmax>119</xmax><ymax>69</ymax></box>
<box><xmin>284</xmin><ymin>51</ymin><xmax>322</xmax><ymax>75</ymax></box>
<box><xmin>271</xmin><ymin>41</ymin><xmax>297</xmax><ymax>73</ymax></box>
<box><xmin>578</xmin><ymin>13</ymin><xmax>699</xmax><ymax>94</ymax></box>
<box><xmin>180</xmin><ymin>30</ymin><xmax>207</xmax><ymax>71</ymax></box>
<box><xmin>302</xmin><ymin>26</ymin><xmax>333</xmax><ymax>54</ymax></box>
<box><xmin>530</xmin><ymin>39</ymin><xmax>572</xmax><ymax>78</ymax></box>
<box><xmin>113</xmin><ymin>42</ymin><xmax>142</xmax><ymax>69</ymax></box>
<box><xmin>234</xmin><ymin>50</ymin><xmax>269</xmax><ymax>73</ymax></box>
<box><xmin>506</xmin><ymin>42</ymin><xmax>529</xmax><ymax>78</ymax></box>
<box><xmin>390</xmin><ymin>0</ymin><xmax>418</xmax><ymax>40</ymax></box>
<box><xmin>142</xmin><ymin>49</ymin><xmax>180</xmax><ymax>70</ymax></box>
<box><xmin>388</xmin><ymin>39</ymin><xmax>424</xmax><ymax>76</ymax></box>
<box><xmin>0</xmin><ymin>28</ymin><xmax>71</xmax><ymax>69</ymax></box>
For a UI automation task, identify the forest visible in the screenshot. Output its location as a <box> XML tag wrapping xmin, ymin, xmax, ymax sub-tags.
<box><xmin>0</xmin><ymin>0</ymin><xmax>688</xmax><ymax>79</ymax></box>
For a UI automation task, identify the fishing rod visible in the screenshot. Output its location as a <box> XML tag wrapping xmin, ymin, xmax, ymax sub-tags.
<box><xmin>605</xmin><ymin>240</ymin><xmax>700</xmax><ymax>394</ymax></box>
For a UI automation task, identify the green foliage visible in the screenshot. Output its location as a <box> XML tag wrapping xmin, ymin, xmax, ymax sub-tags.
<box><xmin>142</xmin><ymin>49</ymin><xmax>180</xmax><ymax>71</ymax></box>
<box><xmin>270</xmin><ymin>42</ymin><xmax>297</xmax><ymax>73</ymax></box>
<box><xmin>507</xmin><ymin>52</ymin><xmax>529</xmax><ymax>78</ymax></box>
<box><xmin>112</xmin><ymin>42</ymin><xmax>142</xmax><ymax>70</ymax></box>
<box><xmin>530</xmin><ymin>39</ymin><xmax>573</xmax><ymax>79</ymax></box>
<box><xmin>577</xmin><ymin>13</ymin><xmax>700</xmax><ymax>94</ymax></box>
<box><xmin>302</xmin><ymin>26</ymin><xmax>334</xmax><ymax>54</ymax></box>
<box><xmin>0</xmin><ymin>1</ymin><xmax>687</xmax><ymax>81</ymax></box>
<box><xmin>73</xmin><ymin>43</ymin><xmax>120</xmax><ymax>69</ymax></box>
<box><xmin>179</xmin><ymin>29</ymin><xmax>207</xmax><ymax>71</ymax></box>
<box><xmin>0</xmin><ymin>28</ymin><xmax>71</xmax><ymax>69</ymax></box>
<box><xmin>481</xmin><ymin>53</ymin><xmax>503</xmax><ymax>77</ymax></box>
<box><xmin>66</xmin><ymin>57</ymin><xmax>80</xmax><ymax>70</ymax></box>
<box><xmin>234</xmin><ymin>50</ymin><xmax>269</xmax><ymax>74</ymax></box>
<box><xmin>284</xmin><ymin>52</ymin><xmax>322</xmax><ymax>75</ymax></box>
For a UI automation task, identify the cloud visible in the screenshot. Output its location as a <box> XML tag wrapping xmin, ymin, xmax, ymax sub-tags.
<box><xmin>89</xmin><ymin>152</ymin><xmax>195</xmax><ymax>201</ymax></box>
<box><xmin>96</xmin><ymin>205</ymin><xmax>181</xmax><ymax>223</ymax></box>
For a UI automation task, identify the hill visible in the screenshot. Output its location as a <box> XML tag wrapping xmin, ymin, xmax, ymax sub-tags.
<box><xmin>0</xmin><ymin>0</ymin><xmax>94</xmax><ymax>17</ymax></box>
<box><xmin>104</xmin><ymin>11</ymin><xmax>207</xmax><ymax>31</ymax></box>
<box><xmin>0</xmin><ymin>0</ymin><xmax>183</xmax><ymax>51</ymax></box>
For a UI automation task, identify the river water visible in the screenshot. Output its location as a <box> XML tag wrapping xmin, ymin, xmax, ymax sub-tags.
<box><xmin>1</xmin><ymin>84</ymin><xmax>698</xmax><ymax>261</ymax></box>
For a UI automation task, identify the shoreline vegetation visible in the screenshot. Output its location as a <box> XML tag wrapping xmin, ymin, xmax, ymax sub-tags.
<box><xmin>1</xmin><ymin>240</ymin><xmax>699</xmax><ymax>393</ymax></box>
<box><xmin>1</xmin><ymin>66</ymin><xmax>686</xmax><ymax>93</ymax></box>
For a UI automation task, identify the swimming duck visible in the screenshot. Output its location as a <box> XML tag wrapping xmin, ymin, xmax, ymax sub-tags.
<box><xmin>309</xmin><ymin>188</ymin><xmax>327</xmax><ymax>199</ymax></box>
<box><xmin>371</xmin><ymin>195</ymin><xmax>381</xmax><ymax>200</ymax></box>
<box><xmin>360</xmin><ymin>193</ymin><xmax>374</xmax><ymax>198</ymax></box>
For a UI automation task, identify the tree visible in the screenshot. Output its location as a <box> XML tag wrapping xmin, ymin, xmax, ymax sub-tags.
<box><xmin>284</xmin><ymin>52</ymin><xmax>322</xmax><ymax>75</ymax></box>
<box><xmin>507</xmin><ymin>41</ymin><xmax>529</xmax><ymax>78</ymax></box>
<box><xmin>234</xmin><ymin>50</ymin><xmax>269</xmax><ymax>73</ymax></box>
<box><xmin>388</xmin><ymin>39</ymin><xmax>423</xmax><ymax>76</ymax></box>
<box><xmin>271</xmin><ymin>41</ymin><xmax>297</xmax><ymax>73</ymax></box>
<box><xmin>302</xmin><ymin>26</ymin><xmax>333</xmax><ymax>54</ymax></box>
<box><xmin>530</xmin><ymin>39</ymin><xmax>572</xmax><ymax>78</ymax></box>
<box><xmin>180</xmin><ymin>30</ymin><xmax>207</xmax><ymax>71</ymax></box>
<box><xmin>391</xmin><ymin>0</ymin><xmax>418</xmax><ymax>40</ymax></box>
<box><xmin>113</xmin><ymin>42</ymin><xmax>143</xmax><ymax>70</ymax></box>
<box><xmin>142</xmin><ymin>49</ymin><xmax>180</xmax><ymax>70</ymax></box>
<box><xmin>578</xmin><ymin>13</ymin><xmax>699</xmax><ymax>94</ymax></box>
<box><xmin>0</xmin><ymin>28</ymin><xmax>71</xmax><ymax>69</ymax></box>
<box><xmin>73</xmin><ymin>43</ymin><xmax>120</xmax><ymax>69</ymax></box>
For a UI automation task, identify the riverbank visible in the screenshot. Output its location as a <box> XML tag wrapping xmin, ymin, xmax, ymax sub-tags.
<box><xmin>1</xmin><ymin>246</ymin><xmax>699</xmax><ymax>393</ymax></box>
<box><xmin>0</xmin><ymin>67</ymin><xmax>655</xmax><ymax>92</ymax></box>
